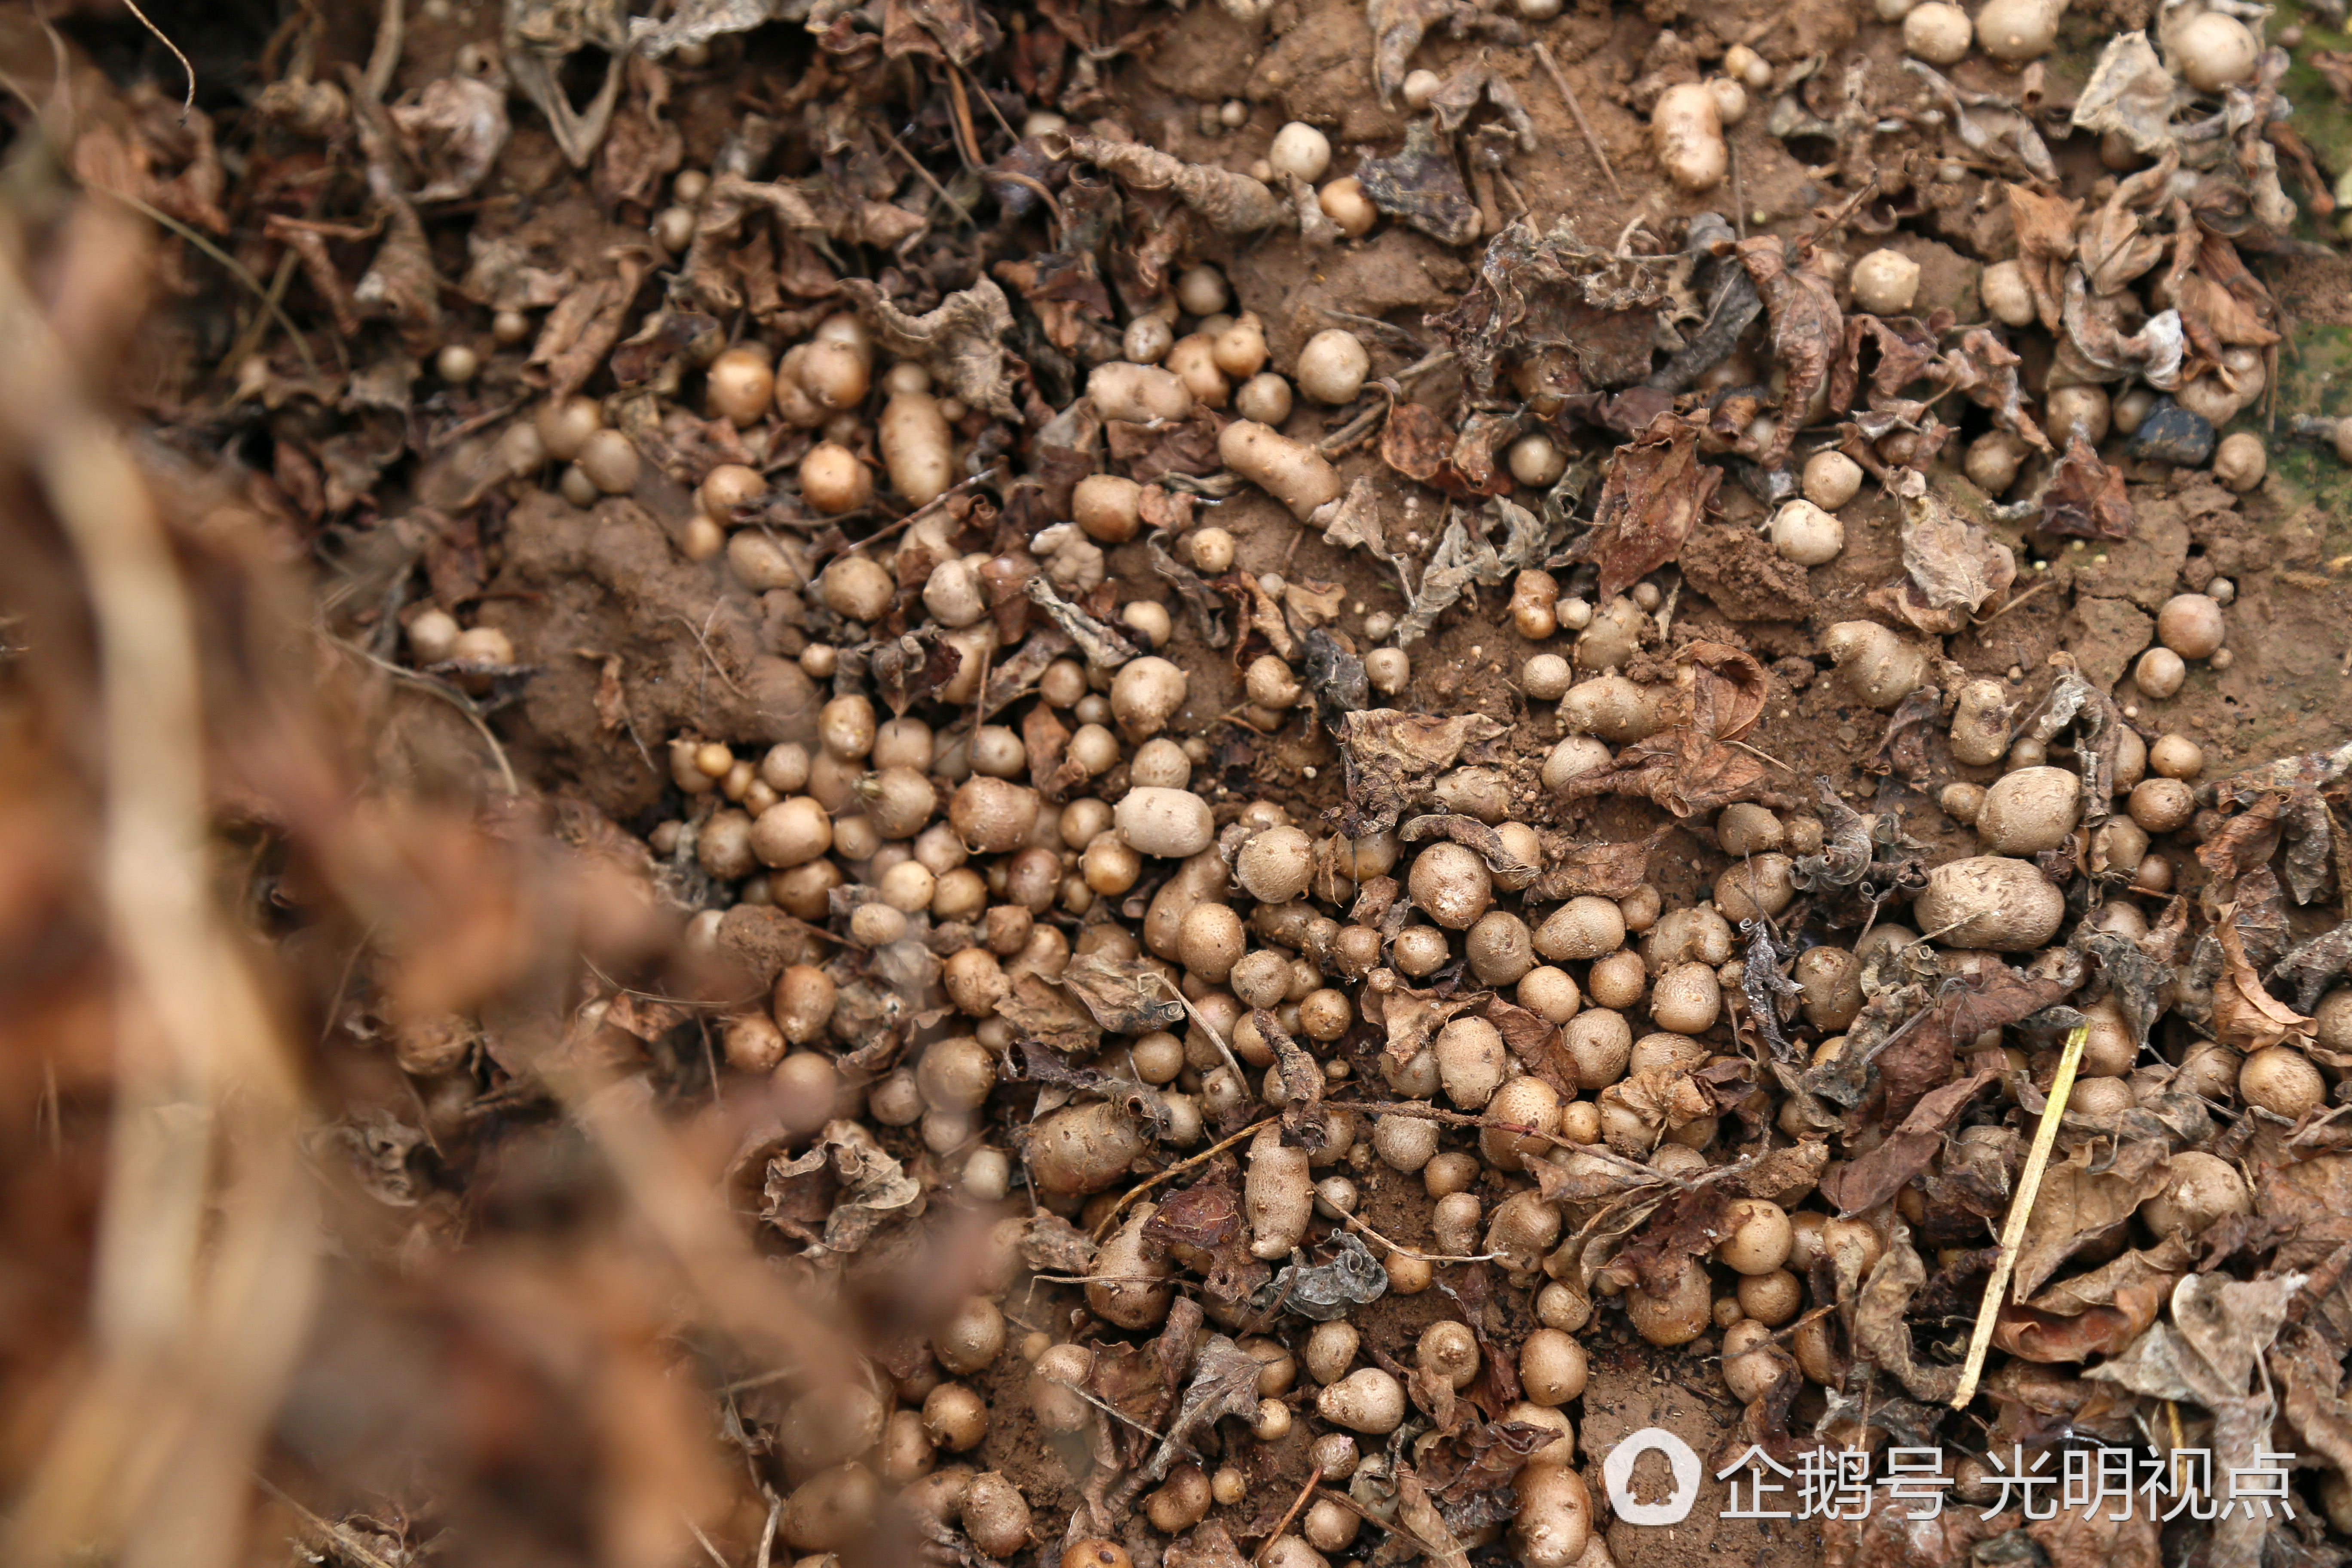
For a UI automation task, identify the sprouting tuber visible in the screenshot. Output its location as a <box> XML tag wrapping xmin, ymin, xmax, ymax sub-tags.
<box><xmin>1219</xmin><ymin>420</ymin><xmax>1344</xmax><ymax>519</ymax></box>
<box><xmin>1316</xmin><ymin>1366</ymin><xmax>1406</xmax><ymax>1433</ymax></box>
<box><xmin>1823</xmin><ymin>621</ymin><xmax>1927</xmax><ymax>707</ymax></box>
<box><xmin>1650</xmin><ymin>83</ymin><xmax>1726</xmax><ymax>192</ymax></box>
<box><xmin>1245</xmin><ymin>1122</ymin><xmax>1312</xmax><ymax>1258</ymax></box>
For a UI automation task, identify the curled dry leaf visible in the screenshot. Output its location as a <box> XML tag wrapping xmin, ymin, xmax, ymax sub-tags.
<box><xmin>763</xmin><ymin>1120</ymin><xmax>924</xmax><ymax>1252</ymax></box>
<box><xmin>1732</xmin><ymin>237</ymin><xmax>1842</xmax><ymax>469</ymax></box>
<box><xmin>1569</xmin><ymin>417</ymin><xmax>1720</xmax><ymax>603</ymax></box>
<box><xmin>1357</xmin><ymin>120</ymin><xmax>1482</xmax><ymax>248</ymax></box>
<box><xmin>1024</xmin><ymin>574</ymin><xmax>1141</xmax><ymax>670</ymax></box>
<box><xmin>995</xmin><ymin>971</ymin><xmax>1102</xmax><ymax>1055</ymax></box>
<box><xmin>2011</xmin><ymin>1144</ymin><xmax>2174</xmax><ymax>1301</ymax></box>
<box><xmin>628</xmin><ymin>0</ymin><xmax>784</xmax><ymax>56</ymax></box>
<box><xmin>1876</xmin><ymin>468</ymin><xmax>2017</xmax><ymax>632</ymax></box>
<box><xmin>836</xmin><ymin>276</ymin><xmax>1021</xmax><ymax>418</ymax></box>
<box><xmin>1992</xmin><ymin>1236</ymin><xmax>2189</xmax><ymax>1363</ymax></box>
<box><xmin>1399</xmin><ymin>814</ymin><xmax>1538</xmax><ymax>879</ymax></box>
<box><xmin>2072</xmin><ymin>31</ymin><xmax>2187</xmax><ymax>159</ymax></box>
<box><xmin>2211</xmin><ymin>913</ymin><xmax>2314</xmax><ymax>1053</ymax></box>
<box><xmin>2006</xmin><ymin>184</ymin><xmax>2084</xmax><ymax>334</ymax></box>
<box><xmin>1819</xmin><ymin>1068</ymin><xmax>2001</xmax><ymax>1216</ymax></box>
<box><xmin>1047</xmin><ymin>134</ymin><xmax>1285</xmax><ymax>233</ymax></box>
<box><xmin>1853</xmin><ymin>1231</ymin><xmax>1966</xmax><ymax>1402</ymax></box>
<box><xmin>1334</xmin><ymin>709</ymin><xmax>1507</xmax><ymax>834</ymax></box>
<box><xmin>1134</xmin><ymin>1334</ymin><xmax>1264</xmax><ymax>1485</ymax></box>
<box><xmin>2041</xmin><ymin>436</ymin><xmax>2137</xmax><ymax>540</ymax></box>
<box><xmin>390</xmin><ymin>74</ymin><xmax>512</xmax><ymax>202</ymax></box>
<box><xmin>1366</xmin><ymin>0</ymin><xmax>1523</xmax><ymax>105</ymax></box>
<box><xmin>1553</xmin><ymin>643</ymin><xmax>1786</xmax><ymax>818</ymax></box>
<box><xmin>1060</xmin><ymin>952</ymin><xmax>1188</xmax><ymax>1035</ymax></box>
<box><xmin>1430</xmin><ymin>217</ymin><xmax>1686</xmax><ymax>399</ymax></box>
<box><xmin>1257</xmin><ymin>1232</ymin><xmax>1388</xmax><ymax>1321</ymax></box>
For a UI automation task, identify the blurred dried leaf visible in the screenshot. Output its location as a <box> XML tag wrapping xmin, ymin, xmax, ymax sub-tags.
<box><xmin>763</xmin><ymin>1121</ymin><xmax>923</xmax><ymax>1251</ymax></box>
<box><xmin>390</xmin><ymin>74</ymin><xmax>511</xmax><ymax>202</ymax></box>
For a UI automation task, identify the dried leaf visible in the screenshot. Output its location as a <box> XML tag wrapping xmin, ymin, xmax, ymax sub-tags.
<box><xmin>1333</xmin><ymin>709</ymin><xmax>1506</xmax><ymax>835</ymax></box>
<box><xmin>390</xmin><ymin>74</ymin><xmax>511</xmax><ymax>202</ymax></box>
<box><xmin>1429</xmin><ymin>217</ymin><xmax>1684</xmax><ymax>398</ymax></box>
<box><xmin>1992</xmin><ymin>1237</ymin><xmax>2188</xmax><ymax>1363</ymax></box>
<box><xmin>1552</xmin><ymin>644</ymin><xmax>1786</xmax><ymax>818</ymax></box>
<box><xmin>1569</xmin><ymin>417</ymin><xmax>1720</xmax><ymax>602</ymax></box>
<box><xmin>2072</xmin><ymin>32</ymin><xmax>2187</xmax><ymax>159</ymax></box>
<box><xmin>1023</xmin><ymin>574</ymin><xmax>1140</xmax><ymax>670</ymax></box>
<box><xmin>1357</xmin><ymin>120</ymin><xmax>1480</xmax><ymax>248</ymax></box>
<box><xmin>1819</xmin><ymin>1068</ymin><xmax>2000</xmax><ymax>1216</ymax></box>
<box><xmin>1527</xmin><ymin>822</ymin><xmax>1672</xmax><ymax>900</ymax></box>
<box><xmin>1853</xmin><ymin>1231</ymin><xmax>1964</xmax><ymax>1402</ymax></box>
<box><xmin>628</xmin><ymin>0</ymin><xmax>782</xmax><ymax>55</ymax></box>
<box><xmin>836</xmin><ymin>276</ymin><xmax>1020</xmax><ymax>418</ymax></box>
<box><xmin>1732</xmin><ymin>238</ymin><xmax>1842</xmax><ymax>469</ymax></box>
<box><xmin>2042</xmin><ymin>435</ymin><xmax>2136</xmax><ymax>541</ymax></box>
<box><xmin>995</xmin><ymin>971</ymin><xmax>1102</xmax><ymax>1055</ymax></box>
<box><xmin>2212</xmin><ymin>912</ymin><xmax>2314</xmax><ymax>1053</ymax></box>
<box><xmin>1398</xmin><ymin>815</ymin><xmax>1537</xmax><ymax>880</ymax></box>
<box><xmin>1134</xmin><ymin>1335</ymin><xmax>1263</xmax><ymax>1484</ymax></box>
<box><xmin>1256</xmin><ymin>1233</ymin><xmax>1387</xmax><ymax>1321</ymax></box>
<box><xmin>1050</xmin><ymin>134</ymin><xmax>1284</xmax><ymax>232</ymax></box>
<box><xmin>2011</xmin><ymin>1144</ymin><xmax>2172</xmax><ymax>1301</ymax></box>
<box><xmin>1891</xmin><ymin>467</ymin><xmax>2016</xmax><ymax>620</ymax></box>
<box><xmin>1060</xmin><ymin>952</ymin><xmax>1187</xmax><ymax>1035</ymax></box>
<box><xmin>1022</xmin><ymin>1212</ymin><xmax>1099</xmax><ymax>1274</ymax></box>
<box><xmin>2006</xmin><ymin>184</ymin><xmax>2084</xmax><ymax>333</ymax></box>
<box><xmin>763</xmin><ymin>1120</ymin><xmax>923</xmax><ymax>1252</ymax></box>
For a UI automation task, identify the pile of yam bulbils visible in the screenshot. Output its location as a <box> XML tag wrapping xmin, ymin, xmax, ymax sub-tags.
<box><xmin>376</xmin><ymin>198</ymin><xmax>2352</xmax><ymax>1565</ymax></box>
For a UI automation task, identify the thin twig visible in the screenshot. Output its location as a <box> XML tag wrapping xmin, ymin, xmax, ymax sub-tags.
<box><xmin>674</xmin><ymin>609</ymin><xmax>750</xmax><ymax>700</ymax></box>
<box><xmin>876</xmin><ymin>122</ymin><xmax>978</xmax><ymax>231</ymax></box>
<box><xmin>1973</xmin><ymin>575</ymin><xmax>2056</xmax><ymax>625</ymax></box>
<box><xmin>1338</xmin><ymin>1209</ymin><xmax>1503</xmax><ymax>1266</ymax></box>
<box><xmin>122</xmin><ymin>0</ymin><xmax>196</xmax><ymax>116</ymax></box>
<box><xmin>680</xmin><ymin>1510</ymin><xmax>730</xmax><ymax>1568</ymax></box>
<box><xmin>1951</xmin><ymin>1022</ymin><xmax>2088</xmax><ymax>1408</ymax></box>
<box><xmin>814</xmin><ymin>472</ymin><xmax>989</xmax><ymax>563</ymax></box>
<box><xmin>1147</xmin><ymin>970</ymin><xmax>1248</xmax><ymax>1084</ymax></box>
<box><xmin>755</xmin><ymin>1498</ymin><xmax>781</xmax><ymax>1568</ymax></box>
<box><xmin>250</xmin><ymin>1474</ymin><xmax>405</xmax><ymax>1568</ymax></box>
<box><xmin>1045</xmin><ymin>1375</ymin><xmax>1166</xmax><ymax>1441</ymax></box>
<box><xmin>107</xmin><ymin>191</ymin><xmax>323</xmax><ymax>379</ymax></box>
<box><xmin>334</xmin><ymin>637</ymin><xmax>520</xmax><ymax>795</ymax></box>
<box><xmin>1091</xmin><ymin>1115</ymin><xmax>1278</xmax><ymax>1241</ymax></box>
<box><xmin>1253</xmin><ymin>1467</ymin><xmax>1325</xmax><ymax>1565</ymax></box>
<box><xmin>1533</xmin><ymin>41</ymin><xmax>1625</xmax><ymax>202</ymax></box>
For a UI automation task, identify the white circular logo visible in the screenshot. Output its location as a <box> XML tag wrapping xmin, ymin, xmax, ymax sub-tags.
<box><xmin>1602</xmin><ymin>1427</ymin><xmax>1702</xmax><ymax>1525</ymax></box>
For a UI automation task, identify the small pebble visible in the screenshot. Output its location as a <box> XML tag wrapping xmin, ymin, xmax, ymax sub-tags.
<box><xmin>2125</xmin><ymin>400</ymin><xmax>2217</xmax><ymax>467</ymax></box>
